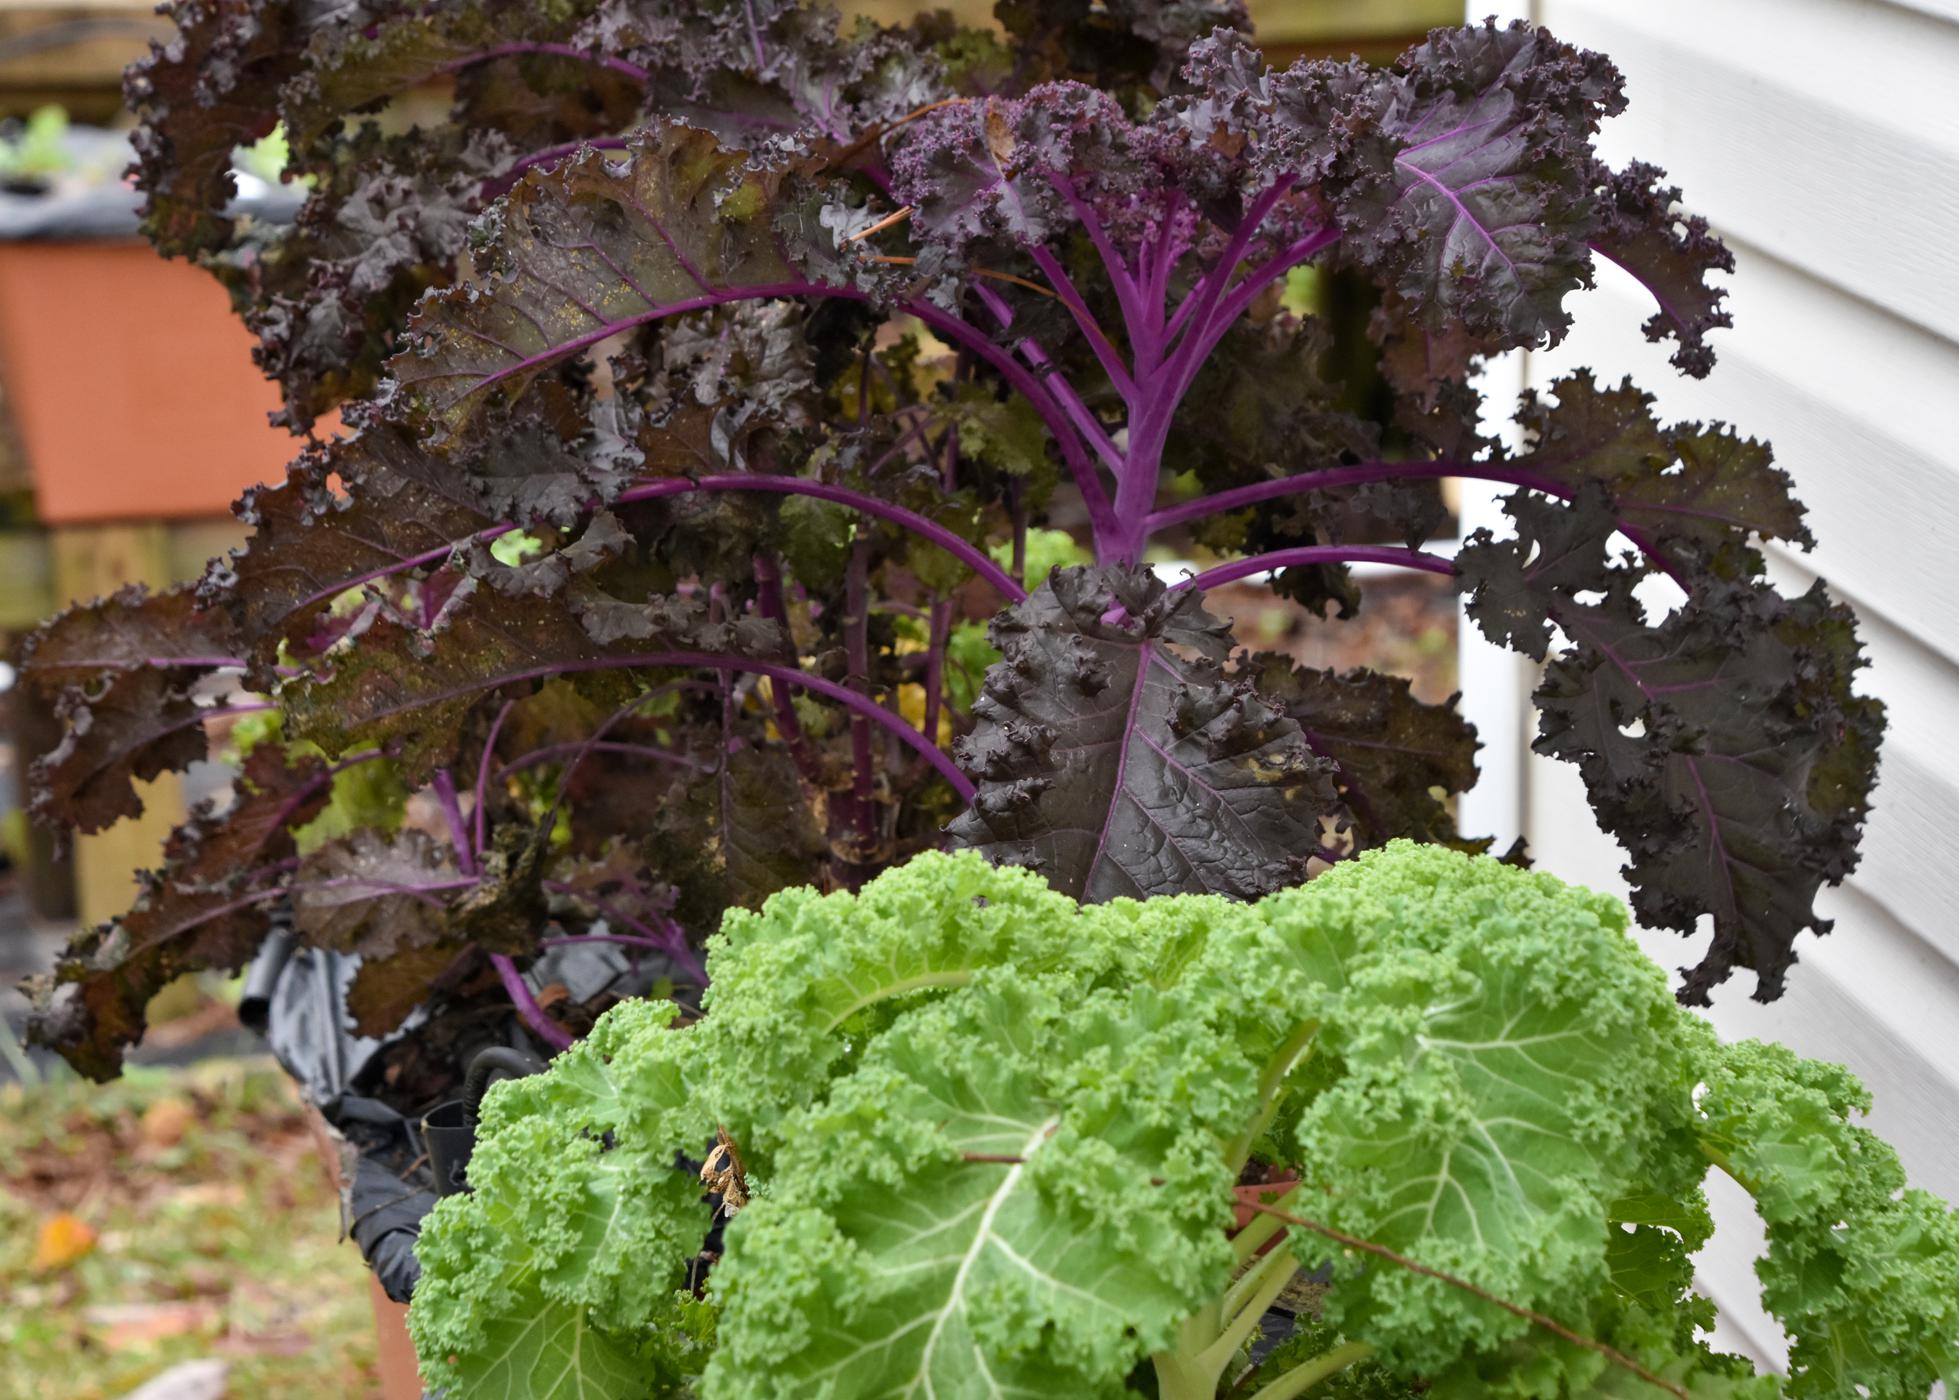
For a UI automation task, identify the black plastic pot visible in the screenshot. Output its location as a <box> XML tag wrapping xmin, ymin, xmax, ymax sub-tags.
<box><xmin>422</xmin><ymin>1046</ymin><xmax>547</xmax><ymax>1197</ymax></box>
<box><xmin>240</xmin><ymin>917</ymin><xmax>678</xmax><ymax>1303</ymax></box>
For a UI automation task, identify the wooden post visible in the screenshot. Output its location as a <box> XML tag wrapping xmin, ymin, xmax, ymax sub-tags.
<box><xmin>47</xmin><ymin>521</ymin><xmax>182</xmax><ymax>926</ymax></box>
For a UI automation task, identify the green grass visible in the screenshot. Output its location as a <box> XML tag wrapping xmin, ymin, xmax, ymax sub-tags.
<box><xmin>0</xmin><ymin>1057</ymin><xmax>382</xmax><ymax>1400</ymax></box>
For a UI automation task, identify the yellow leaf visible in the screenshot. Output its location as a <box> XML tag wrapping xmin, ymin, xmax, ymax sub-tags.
<box><xmin>32</xmin><ymin>1212</ymin><xmax>97</xmax><ymax>1271</ymax></box>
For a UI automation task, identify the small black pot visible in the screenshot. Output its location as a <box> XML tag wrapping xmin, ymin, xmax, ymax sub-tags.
<box><xmin>421</xmin><ymin>1046</ymin><xmax>548</xmax><ymax>1197</ymax></box>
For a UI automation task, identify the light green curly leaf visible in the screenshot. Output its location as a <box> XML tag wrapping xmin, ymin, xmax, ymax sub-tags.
<box><xmin>704</xmin><ymin>974</ymin><xmax>1248</xmax><ymax>1396</ymax></box>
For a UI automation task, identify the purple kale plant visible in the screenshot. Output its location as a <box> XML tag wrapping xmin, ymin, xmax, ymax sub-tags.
<box><xmin>18</xmin><ymin>0</ymin><xmax>1882</xmax><ymax>1078</ymax></box>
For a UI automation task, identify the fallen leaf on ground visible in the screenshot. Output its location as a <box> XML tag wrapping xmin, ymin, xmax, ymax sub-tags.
<box><xmin>141</xmin><ymin>1097</ymin><xmax>198</xmax><ymax>1149</ymax></box>
<box><xmin>32</xmin><ymin>1211</ymin><xmax>98</xmax><ymax>1271</ymax></box>
<box><xmin>86</xmin><ymin>1300</ymin><xmax>222</xmax><ymax>1350</ymax></box>
<box><xmin>217</xmin><ymin>1327</ymin><xmax>313</xmax><ymax>1357</ymax></box>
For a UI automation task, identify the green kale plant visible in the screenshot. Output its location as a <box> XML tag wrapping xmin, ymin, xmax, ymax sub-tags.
<box><xmin>410</xmin><ymin>844</ymin><xmax>1959</xmax><ymax>1398</ymax></box>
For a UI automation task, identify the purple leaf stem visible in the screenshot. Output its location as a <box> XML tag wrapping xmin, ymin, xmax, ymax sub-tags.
<box><xmin>1183</xmin><ymin>227</ymin><xmax>1343</xmax><ymax>385</ymax></box>
<box><xmin>497</xmin><ymin>740</ymin><xmax>707</xmax><ymax>778</ymax></box>
<box><xmin>844</xmin><ymin>536</ymin><xmax>877</xmax><ymax>841</ymax></box>
<box><xmin>752</xmin><ymin>555</ymin><xmax>823</xmax><ymax>785</ymax></box>
<box><xmin>485</xmin><ymin>137</ymin><xmax>631</xmax><ymax>199</ymax></box>
<box><xmin>490</xmin><ymin>953</ymin><xmax>573</xmax><ymax>1052</ymax></box>
<box><xmin>145</xmin><ymin>699</ymin><xmax>277</xmax><ymax>749</ymax></box>
<box><xmin>1161</xmin><ymin>176</ymin><xmax>1295</xmax><ymax>349</ymax></box>
<box><xmin>540</xmin><ymin>931</ymin><xmax>665</xmax><ymax>951</ymax></box>
<box><xmin>1049</xmin><ymin>171</ymin><xmax>1148</xmax><ymax>350</ymax></box>
<box><xmin>436</xmin><ymin>41</ymin><xmax>651</xmax><ymax>84</ymax></box>
<box><xmin>120</xmin><ymin>887</ymin><xmax>289</xmax><ymax>960</ymax></box>
<box><xmin>472</xmin><ymin>699</ymin><xmax>515</xmax><ymax>858</ymax></box>
<box><xmin>538</xmin><ymin>882</ymin><xmax>708</xmax><ymax>985</ymax></box>
<box><xmin>291</xmin><ymin>874</ymin><xmax>482</xmax><ymax>903</ymax></box>
<box><xmin>616</xmin><ymin>477</ymin><xmax>1024</xmax><ymax>601</ymax></box>
<box><xmin>258</xmin><ymin>746</ymin><xmax>388</xmax><ymax>847</ymax></box>
<box><xmin>1173</xmin><ymin>546</ymin><xmax>1457</xmax><ymax>593</ymax></box>
<box><xmin>463</xmin><ymin>281</ymin><xmax>849</xmax><ymax>398</ymax></box>
<box><xmin>430</xmin><ymin>769</ymin><xmax>476</xmax><ymax>878</ymax></box>
<box><xmin>298</xmin><ymin>468</ymin><xmax>1024</xmax><ymax>609</ymax></box>
<box><xmin>1144</xmin><ymin>192</ymin><xmax>1189</xmax><ymax>332</ymax></box>
<box><xmin>923</xmin><ymin>600</ymin><xmax>951</xmax><ymax>746</ymax></box>
<box><xmin>533</xmin><ymin>690</ymin><xmax>681</xmax><ymax>841</ymax></box>
<box><xmin>414</xmin><ymin>262</ymin><xmax>1100</xmax><ymax>569</ymax></box>
<box><xmin>1024</xmin><ymin>242</ymin><xmax>1135</xmax><ymax>397</ymax></box>
<box><xmin>1143</xmin><ymin>458</ymin><xmax>1688</xmax><ymax>587</ymax></box>
<box><xmin>351</xmin><ymin>650</ymin><xmax>971</xmax><ymax>798</ymax></box>
<box><xmin>963</xmin><ymin>284</ymin><xmax>1122</xmax><ymax>545</ymax></box>
<box><xmin>899</xmin><ymin>297</ymin><xmax>1117</xmax><ymax>534</ymax></box>
<box><xmin>1106</xmin><ymin>220</ymin><xmax>1333</xmax><ymax>562</ymax></box>
<box><xmin>140</xmin><ymin>655</ymin><xmax>245</xmax><ymax>669</ymax></box>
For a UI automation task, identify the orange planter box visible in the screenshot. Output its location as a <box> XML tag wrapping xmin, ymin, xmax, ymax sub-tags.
<box><xmin>0</xmin><ymin>242</ymin><xmax>302</xmax><ymax>524</ymax></box>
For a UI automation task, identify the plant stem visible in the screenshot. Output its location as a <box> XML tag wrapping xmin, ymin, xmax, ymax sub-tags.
<box><xmin>1218</xmin><ymin>1235</ymin><xmax>1301</xmax><ymax>1344</ymax></box>
<box><xmin>618</xmin><ymin>475</ymin><xmax>1023</xmax><ymax>600</ymax></box>
<box><xmin>1227</xmin><ymin>1021</ymin><xmax>1319</xmax><ymax>1173</ymax></box>
<box><xmin>497</xmin><ymin>741</ymin><xmax>706</xmax><ymax>777</ymax></box>
<box><xmin>924</xmin><ymin>599</ymin><xmax>951</xmax><ymax>745</ymax></box>
<box><xmin>841</xmin><ymin>534</ymin><xmax>878</xmax><ymax>871</ymax></box>
<box><xmin>1232</xmin><ymin>1190</ymin><xmax>1297</xmax><ymax>1265</ymax></box>
<box><xmin>431</xmin><ymin>769</ymin><xmax>476</xmax><ymax>878</ymax></box>
<box><xmin>436</xmin><ymin>41</ymin><xmax>650</xmax><ymax>83</ymax></box>
<box><xmin>1175</xmin><ymin>547</ymin><xmax>1456</xmax><ymax>593</ymax></box>
<box><xmin>490</xmin><ymin>953</ymin><xmax>573</xmax><ymax>1052</ymax></box>
<box><xmin>1238</xmin><ymin>1200</ymin><xmax>1691</xmax><ymax>1400</ymax></box>
<box><xmin>1154</xmin><ymin>1305</ymin><xmax>1225</xmax><ymax>1400</ymax></box>
<box><xmin>752</xmin><ymin>555</ymin><xmax>824</xmax><ymax>786</ymax></box>
<box><xmin>486</xmin><ymin>137</ymin><xmax>630</xmax><ymax>197</ymax></box>
<box><xmin>1144</xmin><ymin>457</ymin><xmax>1687</xmax><ymax>587</ymax></box>
<box><xmin>410</xmin><ymin>651</ymin><xmax>974</xmax><ymax>800</ymax></box>
<box><xmin>1245</xmin><ymin>1341</ymin><xmax>1376</xmax><ymax>1400</ymax></box>
<box><xmin>472</xmin><ymin>699</ymin><xmax>515</xmax><ymax>859</ymax></box>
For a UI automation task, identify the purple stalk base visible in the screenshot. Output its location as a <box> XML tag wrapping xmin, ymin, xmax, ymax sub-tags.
<box><xmin>490</xmin><ymin>953</ymin><xmax>573</xmax><ymax>1052</ymax></box>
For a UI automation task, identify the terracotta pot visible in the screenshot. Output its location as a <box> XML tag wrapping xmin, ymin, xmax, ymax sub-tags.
<box><xmin>1232</xmin><ymin>1174</ymin><xmax>1301</xmax><ymax>1231</ymax></box>
<box><xmin>367</xmin><ymin>1274</ymin><xmax>427</xmax><ymax>1400</ymax></box>
<box><xmin>0</xmin><ymin>242</ymin><xmax>301</xmax><ymax>524</ymax></box>
<box><xmin>301</xmin><ymin>1103</ymin><xmax>427</xmax><ymax>1400</ymax></box>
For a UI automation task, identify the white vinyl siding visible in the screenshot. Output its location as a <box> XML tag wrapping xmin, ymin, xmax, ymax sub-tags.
<box><xmin>1462</xmin><ymin>0</ymin><xmax>1959</xmax><ymax>1371</ymax></box>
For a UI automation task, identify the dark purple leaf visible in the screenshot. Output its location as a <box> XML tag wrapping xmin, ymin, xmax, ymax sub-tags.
<box><xmin>1589</xmin><ymin>160</ymin><xmax>1734</xmax><ymax>378</ymax></box>
<box><xmin>20</xmin><ymin>585</ymin><xmax>243</xmax><ymax>833</ymax></box>
<box><xmin>26</xmin><ymin>747</ymin><xmax>331</xmax><ymax>1079</ymax></box>
<box><xmin>1336</xmin><ymin>21</ymin><xmax>1624</xmax><ymax>350</ymax></box>
<box><xmin>388</xmin><ymin>126</ymin><xmax>841</xmax><ymax>448</ymax></box>
<box><xmin>947</xmin><ymin>566</ymin><xmax>1341</xmax><ymax>900</ymax></box>
<box><xmin>292</xmin><ymin>827</ymin><xmax>462</xmax><ymax>956</ymax></box>
<box><xmin>1537</xmin><ymin>579</ymin><xmax>1882</xmax><ymax>1002</ymax></box>
<box><xmin>1244</xmin><ymin>654</ymin><xmax>1481</xmax><ymax>851</ymax></box>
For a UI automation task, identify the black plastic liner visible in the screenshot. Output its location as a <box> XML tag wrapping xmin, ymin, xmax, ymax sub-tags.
<box><xmin>241</xmin><ymin>921</ymin><xmax>679</xmax><ymax>1304</ymax></box>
